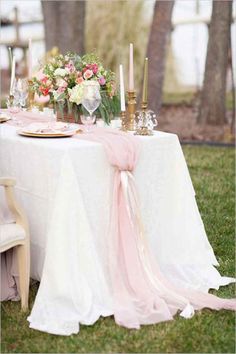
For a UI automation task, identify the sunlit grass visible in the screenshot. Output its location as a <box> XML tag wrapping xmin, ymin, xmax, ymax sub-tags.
<box><xmin>1</xmin><ymin>146</ymin><xmax>235</xmax><ymax>353</ymax></box>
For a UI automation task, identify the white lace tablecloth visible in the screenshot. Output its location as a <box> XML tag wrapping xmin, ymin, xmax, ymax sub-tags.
<box><xmin>0</xmin><ymin>124</ymin><xmax>232</xmax><ymax>318</ymax></box>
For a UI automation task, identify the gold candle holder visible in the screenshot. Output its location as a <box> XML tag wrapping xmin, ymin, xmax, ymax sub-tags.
<box><xmin>126</xmin><ymin>90</ymin><xmax>136</xmax><ymax>131</ymax></box>
<box><xmin>27</xmin><ymin>79</ymin><xmax>35</xmax><ymax>111</ymax></box>
<box><xmin>120</xmin><ymin>110</ymin><xmax>127</xmax><ymax>131</ymax></box>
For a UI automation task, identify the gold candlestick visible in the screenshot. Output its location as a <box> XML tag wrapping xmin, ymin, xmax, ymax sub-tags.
<box><xmin>126</xmin><ymin>90</ymin><xmax>136</xmax><ymax>131</ymax></box>
<box><xmin>120</xmin><ymin>110</ymin><xmax>127</xmax><ymax>131</ymax></box>
<box><xmin>27</xmin><ymin>79</ymin><xmax>35</xmax><ymax>111</ymax></box>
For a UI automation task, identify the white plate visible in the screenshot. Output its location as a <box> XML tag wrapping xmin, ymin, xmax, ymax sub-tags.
<box><xmin>17</xmin><ymin>122</ymin><xmax>82</xmax><ymax>138</ymax></box>
<box><xmin>17</xmin><ymin>128</ymin><xmax>82</xmax><ymax>138</ymax></box>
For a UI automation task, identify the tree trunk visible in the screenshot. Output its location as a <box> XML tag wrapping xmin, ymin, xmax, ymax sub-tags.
<box><xmin>143</xmin><ymin>0</ymin><xmax>174</xmax><ymax>113</ymax></box>
<box><xmin>198</xmin><ymin>0</ymin><xmax>232</xmax><ymax>125</ymax></box>
<box><xmin>41</xmin><ymin>0</ymin><xmax>85</xmax><ymax>54</ymax></box>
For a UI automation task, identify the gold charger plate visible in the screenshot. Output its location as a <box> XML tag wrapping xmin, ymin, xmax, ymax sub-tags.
<box><xmin>0</xmin><ymin>117</ymin><xmax>11</xmax><ymax>123</ymax></box>
<box><xmin>17</xmin><ymin>129</ymin><xmax>82</xmax><ymax>138</ymax></box>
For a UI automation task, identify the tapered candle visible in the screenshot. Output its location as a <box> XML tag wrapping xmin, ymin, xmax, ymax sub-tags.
<box><xmin>142</xmin><ymin>57</ymin><xmax>148</xmax><ymax>103</ymax></box>
<box><xmin>10</xmin><ymin>55</ymin><xmax>16</xmax><ymax>95</ymax></box>
<box><xmin>8</xmin><ymin>47</ymin><xmax>13</xmax><ymax>69</ymax></box>
<box><xmin>129</xmin><ymin>43</ymin><xmax>134</xmax><ymax>91</ymax></box>
<box><xmin>28</xmin><ymin>38</ymin><xmax>32</xmax><ymax>78</ymax></box>
<box><xmin>119</xmin><ymin>64</ymin><xmax>125</xmax><ymax>111</ymax></box>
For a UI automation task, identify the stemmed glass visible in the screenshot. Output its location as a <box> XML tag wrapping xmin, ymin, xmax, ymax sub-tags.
<box><xmin>81</xmin><ymin>81</ymin><xmax>101</xmax><ymax>132</ymax></box>
<box><xmin>6</xmin><ymin>96</ymin><xmax>22</xmax><ymax>125</ymax></box>
<box><xmin>16</xmin><ymin>78</ymin><xmax>29</xmax><ymax>109</ymax></box>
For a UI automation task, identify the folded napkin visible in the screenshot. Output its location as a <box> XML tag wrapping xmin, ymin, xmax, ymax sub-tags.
<box><xmin>22</xmin><ymin>122</ymin><xmax>69</xmax><ymax>134</ymax></box>
<box><xmin>16</xmin><ymin>111</ymin><xmax>47</xmax><ymax>121</ymax></box>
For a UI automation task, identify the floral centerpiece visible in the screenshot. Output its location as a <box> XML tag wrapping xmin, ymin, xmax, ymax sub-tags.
<box><xmin>31</xmin><ymin>52</ymin><xmax>120</xmax><ymax>124</ymax></box>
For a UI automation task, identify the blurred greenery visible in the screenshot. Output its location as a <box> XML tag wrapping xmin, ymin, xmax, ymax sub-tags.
<box><xmin>162</xmin><ymin>91</ymin><xmax>234</xmax><ymax>109</ymax></box>
<box><xmin>86</xmin><ymin>0</ymin><xmax>150</xmax><ymax>95</ymax></box>
<box><xmin>1</xmin><ymin>146</ymin><xmax>235</xmax><ymax>354</ymax></box>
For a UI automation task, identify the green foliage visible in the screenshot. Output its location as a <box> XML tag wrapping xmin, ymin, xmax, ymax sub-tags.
<box><xmin>1</xmin><ymin>146</ymin><xmax>235</xmax><ymax>353</ymax></box>
<box><xmin>162</xmin><ymin>91</ymin><xmax>234</xmax><ymax>109</ymax></box>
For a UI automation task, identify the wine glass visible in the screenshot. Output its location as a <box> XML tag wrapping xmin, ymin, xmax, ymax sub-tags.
<box><xmin>17</xmin><ymin>78</ymin><xmax>29</xmax><ymax>109</ymax></box>
<box><xmin>10</xmin><ymin>79</ymin><xmax>20</xmax><ymax>100</ymax></box>
<box><xmin>81</xmin><ymin>81</ymin><xmax>101</xmax><ymax>132</ymax></box>
<box><xmin>80</xmin><ymin>115</ymin><xmax>96</xmax><ymax>132</ymax></box>
<box><xmin>6</xmin><ymin>96</ymin><xmax>22</xmax><ymax>125</ymax></box>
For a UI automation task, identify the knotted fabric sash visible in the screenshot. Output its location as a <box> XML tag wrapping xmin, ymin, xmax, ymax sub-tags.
<box><xmin>75</xmin><ymin>128</ymin><xmax>236</xmax><ymax>328</ymax></box>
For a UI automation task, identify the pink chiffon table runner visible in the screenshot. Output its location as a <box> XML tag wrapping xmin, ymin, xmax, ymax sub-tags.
<box><xmin>74</xmin><ymin>128</ymin><xmax>236</xmax><ymax>329</ymax></box>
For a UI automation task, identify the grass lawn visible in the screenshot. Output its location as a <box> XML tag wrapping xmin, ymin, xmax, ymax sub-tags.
<box><xmin>162</xmin><ymin>91</ymin><xmax>234</xmax><ymax>110</ymax></box>
<box><xmin>1</xmin><ymin>146</ymin><xmax>235</xmax><ymax>353</ymax></box>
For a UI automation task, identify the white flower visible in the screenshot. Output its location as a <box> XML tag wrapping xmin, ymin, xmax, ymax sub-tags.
<box><xmin>53</xmin><ymin>90</ymin><xmax>63</xmax><ymax>101</ymax></box>
<box><xmin>54</xmin><ymin>68</ymin><xmax>68</xmax><ymax>77</ymax></box>
<box><xmin>68</xmin><ymin>84</ymin><xmax>84</xmax><ymax>105</ymax></box>
<box><xmin>56</xmin><ymin>77</ymin><xmax>67</xmax><ymax>87</ymax></box>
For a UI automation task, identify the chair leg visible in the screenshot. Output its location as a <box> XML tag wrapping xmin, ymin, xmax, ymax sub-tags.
<box><xmin>16</xmin><ymin>243</ymin><xmax>30</xmax><ymax>311</ymax></box>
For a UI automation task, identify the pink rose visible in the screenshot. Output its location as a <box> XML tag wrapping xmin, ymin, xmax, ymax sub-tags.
<box><xmin>56</xmin><ymin>77</ymin><xmax>67</xmax><ymax>88</ymax></box>
<box><xmin>85</xmin><ymin>64</ymin><xmax>98</xmax><ymax>74</ymax></box>
<box><xmin>57</xmin><ymin>86</ymin><xmax>66</xmax><ymax>93</ymax></box>
<box><xmin>83</xmin><ymin>69</ymin><xmax>93</xmax><ymax>80</ymax></box>
<box><xmin>92</xmin><ymin>64</ymin><xmax>98</xmax><ymax>74</ymax></box>
<box><xmin>76</xmin><ymin>77</ymin><xmax>84</xmax><ymax>84</ymax></box>
<box><xmin>35</xmin><ymin>69</ymin><xmax>47</xmax><ymax>81</ymax></box>
<box><xmin>98</xmin><ymin>76</ymin><xmax>106</xmax><ymax>86</ymax></box>
<box><xmin>41</xmin><ymin>76</ymin><xmax>49</xmax><ymax>84</ymax></box>
<box><xmin>62</xmin><ymin>80</ymin><xmax>68</xmax><ymax>88</ymax></box>
<box><xmin>39</xmin><ymin>86</ymin><xmax>50</xmax><ymax>96</ymax></box>
<box><xmin>65</xmin><ymin>60</ymin><xmax>75</xmax><ymax>73</ymax></box>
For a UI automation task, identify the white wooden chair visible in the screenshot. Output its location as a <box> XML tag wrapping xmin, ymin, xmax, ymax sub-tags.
<box><xmin>0</xmin><ymin>178</ymin><xmax>30</xmax><ymax>310</ymax></box>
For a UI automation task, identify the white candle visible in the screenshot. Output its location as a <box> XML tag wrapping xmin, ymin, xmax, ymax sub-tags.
<box><xmin>10</xmin><ymin>55</ymin><xmax>16</xmax><ymax>95</ymax></box>
<box><xmin>28</xmin><ymin>38</ymin><xmax>32</xmax><ymax>78</ymax></box>
<box><xmin>129</xmin><ymin>43</ymin><xmax>134</xmax><ymax>91</ymax></box>
<box><xmin>119</xmin><ymin>64</ymin><xmax>125</xmax><ymax>111</ymax></box>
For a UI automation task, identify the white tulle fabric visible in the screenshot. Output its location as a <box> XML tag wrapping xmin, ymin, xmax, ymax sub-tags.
<box><xmin>0</xmin><ymin>123</ymin><xmax>234</xmax><ymax>335</ymax></box>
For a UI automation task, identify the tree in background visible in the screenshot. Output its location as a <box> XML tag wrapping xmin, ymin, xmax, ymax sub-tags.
<box><xmin>41</xmin><ymin>1</ymin><xmax>85</xmax><ymax>54</ymax></box>
<box><xmin>145</xmin><ymin>0</ymin><xmax>175</xmax><ymax>113</ymax></box>
<box><xmin>198</xmin><ymin>0</ymin><xmax>232</xmax><ymax>125</ymax></box>
<box><xmin>86</xmin><ymin>0</ymin><xmax>149</xmax><ymax>93</ymax></box>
